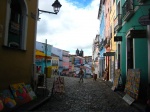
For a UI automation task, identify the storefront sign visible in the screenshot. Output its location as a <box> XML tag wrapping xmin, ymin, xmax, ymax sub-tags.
<box><xmin>129</xmin><ymin>30</ymin><xmax>146</xmax><ymax>38</ymax></box>
<box><xmin>114</xmin><ymin>36</ymin><xmax>122</xmax><ymax>42</ymax></box>
<box><xmin>103</xmin><ymin>52</ymin><xmax>115</xmax><ymax>56</ymax></box>
<box><xmin>138</xmin><ymin>15</ymin><xmax>150</xmax><ymax>26</ymax></box>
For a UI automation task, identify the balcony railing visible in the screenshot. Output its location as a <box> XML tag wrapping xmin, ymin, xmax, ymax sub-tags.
<box><xmin>114</xmin><ymin>14</ymin><xmax>122</xmax><ymax>31</ymax></box>
<box><xmin>63</xmin><ymin>54</ymin><xmax>69</xmax><ymax>57</ymax></box>
<box><xmin>122</xmin><ymin>0</ymin><xmax>134</xmax><ymax>21</ymax></box>
<box><xmin>103</xmin><ymin>38</ymin><xmax>110</xmax><ymax>48</ymax></box>
<box><xmin>137</xmin><ymin>0</ymin><xmax>145</xmax><ymax>3</ymax></box>
<box><xmin>99</xmin><ymin>39</ymin><xmax>104</xmax><ymax>51</ymax></box>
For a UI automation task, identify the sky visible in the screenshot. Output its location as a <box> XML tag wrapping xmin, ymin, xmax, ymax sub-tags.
<box><xmin>37</xmin><ymin>0</ymin><xmax>100</xmax><ymax>56</ymax></box>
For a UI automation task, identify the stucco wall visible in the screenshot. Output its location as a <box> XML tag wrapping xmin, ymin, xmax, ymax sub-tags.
<box><xmin>0</xmin><ymin>0</ymin><xmax>38</xmax><ymax>90</ymax></box>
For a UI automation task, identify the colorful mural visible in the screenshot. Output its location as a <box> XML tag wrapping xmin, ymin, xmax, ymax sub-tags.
<box><xmin>10</xmin><ymin>83</ymin><xmax>31</xmax><ymax>105</ymax></box>
<box><xmin>25</xmin><ymin>84</ymin><xmax>37</xmax><ymax>100</ymax></box>
<box><xmin>124</xmin><ymin>69</ymin><xmax>140</xmax><ymax>100</ymax></box>
<box><xmin>0</xmin><ymin>89</ymin><xmax>16</xmax><ymax>108</ymax></box>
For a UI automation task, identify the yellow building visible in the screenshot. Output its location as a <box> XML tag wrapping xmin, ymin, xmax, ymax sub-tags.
<box><xmin>0</xmin><ymin>0</ymin><xmax>38</xmax><ymax>90</ymax></box>
<box><xmin>51</xmin><ymin>53</ymin><xmax>59</xmax><ymax>74</ymax></box>
<box><xmin>109</xmin><ymin>0</ymin><xmax>117</xmax><ymax>81</ymax></box>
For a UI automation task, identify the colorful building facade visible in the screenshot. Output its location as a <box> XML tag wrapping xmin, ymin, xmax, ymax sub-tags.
<box><xmin>0</xmin><ymin>0</ymin><xmax>38</xmax><ymax>90</ymax></box>
<box><xmin>97</xmin><ymin>0</ymin><xmax>106</xmax><ymax>78</ymax></box>
<box><xmin>115</xmin><ymin>0</ymin><xmax>149</xmax><ymax>99</ymax></box>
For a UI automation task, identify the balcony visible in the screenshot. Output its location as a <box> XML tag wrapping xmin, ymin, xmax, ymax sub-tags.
<box><xmin>137</xmin><ymin>0</ymin><xmax>145</xmax><ymax>3</ymax></box>
<box><xmin>99</xmin><ymin>39</ymin><xmax>104</xmax><ymax>51</ymax></box>
<box><xmin>122</xmin><ymin>0</ymin><xmax>134</xmax><ymax>21</ymax></box>
<box><xmin>63</xmin><ymin>54</ymin><xmax>69</xmax><ymax>57</ymax></box>
<box><xmin>103</xmin><ymin>38</ymin><xmax>110</xmax><ymax>48</ymax></box>
<box><xmin>114</xmin><ymin>14</ymin><xmax>122</xmax><ymax>31</ymax></box>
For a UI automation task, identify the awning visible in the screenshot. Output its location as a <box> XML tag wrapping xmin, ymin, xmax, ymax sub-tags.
<box><xmin>103</xmin><ymin>52</ymin><xmax>115</xmax><ymax>56</ymax></box>
<box><xmin>127</xmin><ymin>30</ymin><xmax>146</xmax><ymax>38</ymax></box>
<box><xmin>36</xmin><ymin>50</ymin><xmax>51</xmax><ymax>59</ymax></box>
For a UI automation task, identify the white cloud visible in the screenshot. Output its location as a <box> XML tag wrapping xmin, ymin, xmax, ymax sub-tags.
<box><xmin>37</xmin><ymin>0</ymin><xmax>100</xmax><ymax>56</ymax></box>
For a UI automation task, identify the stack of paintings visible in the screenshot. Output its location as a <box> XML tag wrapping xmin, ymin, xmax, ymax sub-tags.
<box><xmin>0</xmin><ymin>83</ymin><xmax>37</xmax><ymax>111</ymax></box>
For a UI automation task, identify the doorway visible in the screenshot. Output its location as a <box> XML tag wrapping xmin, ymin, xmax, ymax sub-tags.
<box><xmin>127</xmin><ymin>38</ymin><xmax>133</xmax><ymax>69</ymax></box>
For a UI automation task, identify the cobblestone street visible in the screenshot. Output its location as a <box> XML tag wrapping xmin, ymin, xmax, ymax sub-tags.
<box><xmin>35</xmin><ymin>76</ymin><xmax>139</xmax><ymax>112</ymax></box>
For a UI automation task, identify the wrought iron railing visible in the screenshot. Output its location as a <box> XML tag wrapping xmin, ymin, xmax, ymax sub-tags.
<box><xmin>122</xmin><ymin>0</ymin><xmax>134</xmax><ymax>19</ymax></box>
<box><xmin>114</xmin><ymin>14</ymin><xmax>122</xmax><ymax>31</ymax></box>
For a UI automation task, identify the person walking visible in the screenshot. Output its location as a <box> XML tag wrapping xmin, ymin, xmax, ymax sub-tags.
<box><xmin>78</xmin><ymin>68</ymin><xmax>84</xmax><ymax>83</ymax></box>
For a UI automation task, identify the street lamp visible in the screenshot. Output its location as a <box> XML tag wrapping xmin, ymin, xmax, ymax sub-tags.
<box><xmin>38</xmin><ymin>0</ymin><xmax>62</xmax><ymax>18</ymax></box>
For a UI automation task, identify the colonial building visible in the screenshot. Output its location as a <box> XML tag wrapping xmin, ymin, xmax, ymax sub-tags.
<box><xmin>115</xmin><ymin>0</ymin><xmax>149</xmax><ymax>100</ymax></box>
<box><xmin>0</xmin><ymin>0</ymin><xmax>38</xmax><ymax>90</ymax></box>
<box><xmin>92</xmin><ymin>34</ymin><xmax>100</xmax><ymax>78</ymax></box>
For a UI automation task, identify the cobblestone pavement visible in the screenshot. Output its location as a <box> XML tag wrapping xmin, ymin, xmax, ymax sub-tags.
<box><xmin>34</xmin><ymin>76</ymin><xmax>139</xmax><ymax>112</ymax></box>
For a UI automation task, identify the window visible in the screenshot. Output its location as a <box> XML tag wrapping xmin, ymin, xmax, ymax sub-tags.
<box><xmin>4</xmin><ymin>0</ymin><xmax>28</xmax><ymax>50</ymax></box>
<box><xmin>113</xmin><ymin>0</ymin><xmax>115</xmax><ymax>4</ymax></box>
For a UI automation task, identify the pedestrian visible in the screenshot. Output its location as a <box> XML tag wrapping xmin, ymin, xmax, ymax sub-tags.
<box><xmin>103</xmin><ymin>67</ymin><xmax>108</xmax><ymax>81</ymax></box>
<box><xmin>78</xmin><ymin>68</ymin><xmax>84</xmax><ymax>83</ymax></box>
<box><xmin>93</xmin><ymin>73</ymin><xmax>97</xmax><ymax>81</ymax></box>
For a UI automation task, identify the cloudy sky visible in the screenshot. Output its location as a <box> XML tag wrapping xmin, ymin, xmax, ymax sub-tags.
<box><xmin>37</xmin><ymin>0</ymin><xmax>100</xmax><ymax>56</ymax></box>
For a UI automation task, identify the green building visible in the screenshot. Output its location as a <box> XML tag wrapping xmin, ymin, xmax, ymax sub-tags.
<box><xmin>115</xmin><ymin>0</ymin><xmax>150</xmax><ymax>101</ymax></box>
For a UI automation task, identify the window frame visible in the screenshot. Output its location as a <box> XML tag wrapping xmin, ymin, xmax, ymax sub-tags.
<box><xmin>4</xmin><ymin>0</ymin><xmax>28</xmax><ymax>50</ymax></box>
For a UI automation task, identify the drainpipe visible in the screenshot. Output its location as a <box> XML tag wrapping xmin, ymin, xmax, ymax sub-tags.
<box><xmin>148</xmin><ymin>25</ymin><xmax>150</xmax><ymax>83</ymax></box>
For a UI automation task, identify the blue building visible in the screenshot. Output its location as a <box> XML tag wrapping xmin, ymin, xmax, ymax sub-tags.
<box><xmin>36</xmin><ymin>41</ymin><xmax>52</xmax><ymax>74</ymax></box>
<box><xmin>98</xmin><ymin>0</ymin><xmax>105</xmax><ymax>78</ymax></box>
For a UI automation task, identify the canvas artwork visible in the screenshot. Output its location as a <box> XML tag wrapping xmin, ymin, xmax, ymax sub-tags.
<box><xmin>113</xmin><ymin>69</ymin><xmax>121</xmax><ymax>89</ymax></box>
<box><xmin>124</xmin><ymin>69</ymin><xmax>140</xmax><ymax>100</ymax></box>
<box><xmin>0</xmin><ymin>89</ymin><xmax>16</xmax><ymax>109</ymax></box>
<box><xmin>10</xmin><ymin>83</ymin><xmax>32</xmax><ymax>105</ymax></box>
<box><xmin>54</xmin><ymin>77</ymin><xmax>65</xmax><ymax>94</ymax></box>
<box><xmin>25</xmin><ymin>84</ymin><xmax>37</xmax><ymax>100</ymax></box>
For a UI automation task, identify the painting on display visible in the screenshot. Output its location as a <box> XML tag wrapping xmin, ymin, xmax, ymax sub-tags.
<box><xmin>0</xmin><ymin>89</ymin><xmax>16</xmax><ymax>109</ymax></box>
<box><xmin>10</xmin><ymin>83</ymin><xmax>32</xmax><ymax>105</ymax></box>
<box><xmin>53</xmin><ymin>77</ymin><xmax>65</xmax><ymax>94</ymax></box>
<box><xmin>25</xmin><ymin>84</ymin><xmax>37</xmax><ymax>100</ymax></box>
<box><xmin>124</xmin><ymin>69</ymin><xmax>140</xmax><ymax>100</ymax></box>
<box><xmin>112</xmin><ymin>69</ymin><xmax>121</xmax><ymax>91</ymax></box>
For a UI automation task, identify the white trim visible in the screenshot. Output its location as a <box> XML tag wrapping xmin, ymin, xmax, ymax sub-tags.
<box><xmin>20</xmin><ymin>0</ymin><xmax>28</xmax><ymax>50</ymax></box>
<box><xmin>126</xmin><ymin>36</ymin><xmax>127</xmax><ymax>75</ymax></box>
<box><xmin>133</xmin><ymin>38</ymin><xmax>135</xmax><ymax>69</ymax></box>
<box><xmin>4</xmin><ymin>0</ymin><xmax>11</xmax><ymax>46</ymax></box>
<box><xmin>125</xmin><ymin>28</ymin><xmax>133</xmax><ymax>74</ymax></box>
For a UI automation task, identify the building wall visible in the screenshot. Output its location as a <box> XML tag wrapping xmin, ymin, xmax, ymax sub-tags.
<box><xmin>116</xmin><ymin>0</ymin><xmax>149</xmax><ymax>98</ymax></box>
<box><xmin>98</xmin><ymin>1</ymin><xmax>105</xmax><ymax>78</ymax></box>
<box><xmin>36</xmin><ymin>42</ymin><xmax>52</xmax><ymax>73</ymax></box>
<box><xmin>51</xmin><ymin>47</ymin><xmax>63</xmax><ymax>72</ymax></box>
<box><xmin>109</xmin><ymin>0</ymin><xmax>116</xmax><ymax>82</ymax></box>
<box><xmin>0</xmin><ymin>0</ymin><xmax>38</xmax><ymax>90</ymax></box>
<box><xmin>62</xmin><ymin>50</ymin><xmax>69</xmax><ymax>69</ymax></box>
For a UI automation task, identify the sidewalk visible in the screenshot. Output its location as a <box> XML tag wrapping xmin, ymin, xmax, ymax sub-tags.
<box><xmin>100</xmin><ymin>79</ymin><xmax>146</xmax><ymax>112</ymax></box>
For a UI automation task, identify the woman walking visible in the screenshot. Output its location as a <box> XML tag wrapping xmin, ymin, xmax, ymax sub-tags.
<box><xmin>79</xmin><ymin>68</ymin><xmax>84</xmax><ymax>83</ymax></box>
